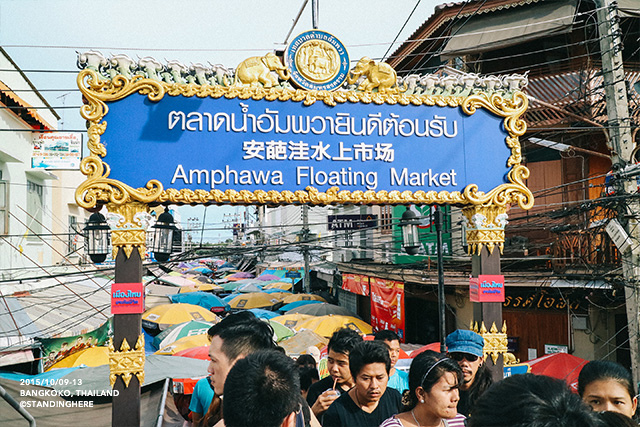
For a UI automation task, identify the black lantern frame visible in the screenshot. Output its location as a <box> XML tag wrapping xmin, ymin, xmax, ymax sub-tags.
<box><xmin>400</xmin><ymin>206</ymin><xmax>420</xmax><ymax>255</ymax></box>
<box><xmin>151</xmin><ymin>208</ymin><xmax>177</xmax><ymax>262</ymax></box>
<box><xmin>83</xmin><ymin>212</ymin><xmax>110</xmax><ymax>263</ymax></box>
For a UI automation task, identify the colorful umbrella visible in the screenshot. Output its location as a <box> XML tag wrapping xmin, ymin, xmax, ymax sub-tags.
<box><xmin>222</xmin><ymin>293</ymin><xmax>240</xmax><ymax>303</ymax></box>
<box><xmin>296</xmin><ymin>315</ymin><xmax>372</xmax><ymax>337</ymax></box>
<box><xmin>173</xmin><ymin>345</ymin><xmax>209</xmax><ymax>361</ymax></box>
<box><xmin>248</xmin><ymin>308</ymin><xmax>279</xmax><ymax>319</ymax></box>
<box><xmin>282</xmin><ymin>293</ymin><xmax>326</xmax><ymax>305</ymax></box>
<box><xmin>155</xmin><ymin>334</ymin><xmax>211</xmax><ymax>355</ymax></box>
<box><xmin>256</xmin><ymin>274</ymin><xmax>282</xmax><ymax>281</ymax></box>
<box><xmin>266</xmin><ymin>291</ymin><xmax>292</xmax><ymax>300</ymax></box>
<box><xmin>46</xmin><ymin>346</ymin><xmax>109</xmax><ymax>371</ymax></box>
<box><xmin>271</xmin><ymin>313</ymin><xmax>315</xmax><ymax>330</ymax></box>
<box><xmin>279</xmin><ymin>300</ymin><xmax>323</xmax><ymax>313</ymax></box>
<box><xmin>236</xmin><ymin>283</ymin><xmax>264</xmax><ymax>293</ymax></box>
<box><xmin>263</xmin><ymin>288</ymin><xmax>292</xmax><ymax>294</ymax></box>
<box><xmin>169</xmin><ymin>292</ymin><xmax>229</xmax><ymax>312</ymax></box>
<box><xmin>288</xmin><ymin>302</ymin><xmax>357</xmax><ymax>317</ymax></box>
<box><xmin>266</xmin><ymin>319</ymin><xmax>295</xmax><ymax>342</ymax></box>
<box><xmin>263</xmin><ymin>281</ymin><xmax>293</xmax><ymax>291</ymax></box>
<box><xmin>527</xmin><ymin>352</ymin><xmax>588</xmax><ymax>392</ymax></box>
<box><xmin>152</xmin><ymin>320</ymin><xmax>215</xmax><ymax>350</ymax></box>
<box><xmin>228</xmin><ymin>292</ymin><xmax>282</xmax><ymax>309</ymax></box>
<box><xmin>225</xmin><ymin>272</ymin><xmax>255</xmax><ymax>281</ymax></box>
<box><xmin>278</xmin><ymin>329</ymin><xmax>328</xmax><ymax>358</ymax></box>
<box><xmin>142</xmin><ymin>303</ymin><xmax>219</xmax><ymax>333</ymax></box>
<box><xmin>409</xmin><ymin>342</ymin><xmax>443</xmax><ymax>358</ymax></box>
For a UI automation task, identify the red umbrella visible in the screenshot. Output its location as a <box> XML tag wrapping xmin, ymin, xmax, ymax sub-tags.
<box><xmin>173</xmin><ymin>345</ymin><xmax>209</xmax><ymax>360</ymax></box>
<box><xmin>527</xmin><ymin>352</ymin><xmax>588</xmax><ymax>393</ymax></box>
<box><xmin>409</xmin><ymin>342</ymin><xmax>443</xmax><ymax>358</ymax></box>
<box><xmin>363</xmin><ymin>335</ymin><xmax>411</xmax><ymax>359</ymax></box>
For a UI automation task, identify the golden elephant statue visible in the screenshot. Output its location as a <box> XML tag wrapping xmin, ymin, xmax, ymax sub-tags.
<box><xmin>233</xmin><ymin>52</ymin><xmax>290</xmax><ymax>88</ymax></box>
<box><xmin>347</xmin><ymin>57</ymin><xmax>400</xmax><ymax>94</ymax></box>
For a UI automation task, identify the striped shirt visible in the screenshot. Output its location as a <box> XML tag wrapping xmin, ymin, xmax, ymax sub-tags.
<box><xmin>380</xmin><ymin>413</ymin><xmax>466</xmax><ymax>427</ymax></box>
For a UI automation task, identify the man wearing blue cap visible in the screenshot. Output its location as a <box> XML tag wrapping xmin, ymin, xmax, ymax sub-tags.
<box><xmin>446</xmin><ymin>329</ymin><xmax>493</xmax><ymax>417</ymax></box>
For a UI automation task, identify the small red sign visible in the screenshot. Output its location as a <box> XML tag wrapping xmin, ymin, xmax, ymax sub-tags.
<box><xmin>111</xmin><ymin>282</ymin><xmax>145</xmax><ymax>314</ymax></box>
<box><xmin>470</xmin><ymin>275</ymin><xmax>505</xmax><ymax>302</ymax></box>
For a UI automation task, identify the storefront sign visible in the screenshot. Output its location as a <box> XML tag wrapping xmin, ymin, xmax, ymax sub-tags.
<box><xmin>342</xmin><ymin>273</ymin><xmax>369</xmax><ymax>296</ymax></box>
<box><xmin>470</xmin><ymin>274</ymin><xmax>505</xmax><ymax>302</ymax></box>
<box><xmin>328</xmin><ymin>214</ymin><xmax>377</xmax><ymax>231</ymax></box>
<box><xmin>31</xmin><ymin>132</ymin><xmax>82</xmax><ymax>169</ymax></box>
<box><xmin>370</xmin><ymin>277</ymin><xmax>405</xmax><ymax>342</ymax></box>
<box><xmin>111</xmin><ymin>282</ymin><xmax>145</xmax><ymax>314</ymax></box>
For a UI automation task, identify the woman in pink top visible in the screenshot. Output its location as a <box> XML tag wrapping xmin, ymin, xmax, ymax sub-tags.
<box><xmin>380</xmin><ymin>353</ymin><xmax>466</xmax><ymax>427</ymax></box>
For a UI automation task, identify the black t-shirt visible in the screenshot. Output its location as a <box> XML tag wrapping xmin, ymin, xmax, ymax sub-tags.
<box><xmin>306</xmin><ymin>375</ymin><xmax>352</xmax><ymax>409</ymax></box>
<box><xmin>322</xmin><ymin>388</ymin><xmax>402</xmax><ymax>427</ymax></box>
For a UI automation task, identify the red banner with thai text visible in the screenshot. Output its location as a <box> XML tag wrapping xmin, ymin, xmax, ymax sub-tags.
<box><xmin>370</xmin><ymin>277</ymin><xmax>405</xmax><ymax>342</ymax></box>
<box><xmin>342</xmin><ymin>273</ymin><xmax>369</xmax><ymax>296</ymax></box>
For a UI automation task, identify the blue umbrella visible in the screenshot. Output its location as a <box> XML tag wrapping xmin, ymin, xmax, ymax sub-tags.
<box><xmin>263</xmin><ymin>288</ymin><xmax>292</xmax><ymax>294</ymax></box>
<box><xmin>170</xmin><ymin>291</ymin><xmax>230</xmax><ymax>311</ymax></box>
<box><xmin>278</xmin><ymin>300</ymin><xmax>323</xmax><ymax>313</ymax></box>
<box><xmin>248</xmin><ymin>308</ymin><xmax>279</xmax><ymax>319</ymax></box>
<box><xmin>222</xmin><ymin>293</ymin><xmax>240</xmax><ymax>303</ymax></box>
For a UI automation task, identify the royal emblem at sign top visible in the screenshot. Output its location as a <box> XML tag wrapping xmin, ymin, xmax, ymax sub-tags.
<box><xmin>285</xmin><ymin>30</ymin><xmax>349</xmax><ymax>91</ymax></box>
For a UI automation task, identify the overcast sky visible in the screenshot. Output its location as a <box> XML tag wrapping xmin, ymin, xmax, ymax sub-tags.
<box><xmin>0</xmin><ymin>0</ymin><xmax>441</xmax><ymax>242</ymax></box>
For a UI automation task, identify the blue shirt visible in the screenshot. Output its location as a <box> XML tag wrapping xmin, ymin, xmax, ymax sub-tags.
<box><xmin>189</xmin><ymin>377</ymin><xmax>215</xmax><ymax>415</ymax></box>
<box><xmin>387</xmin><ymin>369</ymin><xmax>409</xmax><ymax>394</ymax></box>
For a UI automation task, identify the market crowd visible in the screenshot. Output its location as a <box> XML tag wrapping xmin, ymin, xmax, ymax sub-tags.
<box><xmin>184</xmin><ymin>311</ymin><xmax>638</xmax><ymax>427</ymax></box>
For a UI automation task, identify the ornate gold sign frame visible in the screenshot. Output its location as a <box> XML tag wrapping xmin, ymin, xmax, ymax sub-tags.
<box><xmin>76</xmin><ymin>68</ymin><xmax>533</xmax><ymax>214</ymax></box>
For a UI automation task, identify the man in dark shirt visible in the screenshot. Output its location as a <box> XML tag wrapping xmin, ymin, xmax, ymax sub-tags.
<box><xmin>446</xmin><ymin>329</ymin><xmax>493</xmax><ymax>417</ymax></box>
<box><xmin>306</xmin><ymin>328</ymin><xmax>363</xmax><ymax>420</ymax></box>
<box><xmin>322</xmin><ymin>341</ymin><xmax>402</xmax><ymax>427</ymax></box>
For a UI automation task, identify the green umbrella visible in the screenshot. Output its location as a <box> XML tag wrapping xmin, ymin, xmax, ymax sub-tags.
<box><xmin>152</xmin><ymin>320</ymin><xmax>214</xmax><ymax>350</ymax></box>
<box><xmin>266</xmin><ymin>319</ymin><xmax>294</xmax><ymax>342</ymax></box>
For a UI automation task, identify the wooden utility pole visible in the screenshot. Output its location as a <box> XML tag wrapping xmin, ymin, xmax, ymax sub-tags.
<box><xmin>471</xmin><ymin>247</ymin><xmax>503</xmax><ymax>382</ymax></box>
<box><xmin>595</xmin><ymin>0</ymin><xmax>639</xmax><ymax>389</ymax></box>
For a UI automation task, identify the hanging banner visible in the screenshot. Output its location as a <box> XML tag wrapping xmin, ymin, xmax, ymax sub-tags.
<box><xmin>38</xmin><ymin>319</ymin><xmax>112</xmax><ymax>371</ymax></box>
<box><xmin>370</xmin><ymin>277</ymin><xmax>405</xmax><ymax>342</ymax></box>
<box><xmin>342</xmin><ymin>273</ymin><xmax>369</xmax><ymax>296</ymax></box>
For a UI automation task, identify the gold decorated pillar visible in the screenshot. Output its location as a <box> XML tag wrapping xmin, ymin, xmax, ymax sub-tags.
<box><xmin>106</xmin><ymin>201</ymin><xmax>150</xmax><ymax>427</ymax></box>
<box><xmin>464</xmin><ymin>204</ymin><xmax>507</xmax><ymax>381</ymax></box>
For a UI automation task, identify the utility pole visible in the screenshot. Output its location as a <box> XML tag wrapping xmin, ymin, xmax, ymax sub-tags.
<box><xmin>595</xmin><ymin>0</ymin><xmax>639</xmax><ymax>389</ymax></box>
<box><xmin>302</xmin><ymin>205</ymin><xmax>311</xmax><ymax>293</ymax></box>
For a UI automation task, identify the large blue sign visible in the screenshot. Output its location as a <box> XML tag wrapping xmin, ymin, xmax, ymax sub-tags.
<box><xmin>101</xmin><ymin>93</ymin><xmax>510</xmax><ymax>194</ymax></box>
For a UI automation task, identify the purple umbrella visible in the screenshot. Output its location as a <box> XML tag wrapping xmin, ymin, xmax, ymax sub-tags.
<box><xmin>257</xmin><ymin>274</ymin><xmax>281</xmax><ymax>281</ymax></box>
<box><xmin>227</xmin><ymin>272</ymin><xmax>255</xmax><ymax>279</ymax></box>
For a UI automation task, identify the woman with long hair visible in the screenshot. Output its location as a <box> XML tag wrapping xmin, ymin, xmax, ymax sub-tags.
<box><xmin>578</xmin><ymin>360</ymin><xmax>638</xmax><ymax>420</ymax></box>
<box><xmin>380</xmin><ymin>353</ymin><xmax>465</xmax><ymax>427</ymax></box>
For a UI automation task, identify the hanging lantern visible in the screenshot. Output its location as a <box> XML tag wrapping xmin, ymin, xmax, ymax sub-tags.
<box><xmin>83</xmin><ymin>212</ymin><xmax>110</xmax><ymax>263</ymax></box>
<box><xmin>400</xmin><ymin>206</ymin><xmax>420</xmax><ymax>255</ymax></box>
<box><xmin>151</xmin><ymin>208</ymin><xmax>176</xmax><ymax>262</ymax></box>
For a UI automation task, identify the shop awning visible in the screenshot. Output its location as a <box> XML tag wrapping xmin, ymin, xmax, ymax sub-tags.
<box><xmin>440</xmin><ymin>0</ymin><xmax>577</xmax><ymax>59</ymax></box>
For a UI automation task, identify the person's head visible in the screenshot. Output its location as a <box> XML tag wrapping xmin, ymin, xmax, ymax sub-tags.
<box><xmin>296</xmin><ymin>354</ymin><xmax>317</xmax><ymax>370</ymax></box>
<box><xmin>223</xmin><ymin>350</ymin><xmax>300</xmax><ymax>427</ymax></box>
<box><xmin>326</xmin><ymin>327</ymin><xmax>363</xmax><ymax>387</ymax></box>
<box><xmin>299</xmin><ymin>366</ymin><xmax>320</xmax><ymax>399</ymax></box>
<box><xmin>407</xmin><ymin>352</ymin><xmax>462</xmax><ymax>420</ymax></box>
<box><xmin>446</xmin><ymin>329</ymin><xmax>485</xmax><ymax>388</ymax></box>
<box><xmin>348</xmin><ymin>341</ymin><xmax>391</xmax><ymax>405</ymax></box>
<box><xmin>468</xmin><ymin>374</ymin><xmax>603</xmax><ymax>427</ymax></box>
<box><xmin>596</xmin><ymin>411</ymin><xmax>637</xmax><ymax>427</ymax></box>
<box><xmin>206</xmin><ymin>311</ymin><xmax>276</xmax><ymax>394</ymax></box>
<box><xmin>578</xmin><ymin>360</ymin><xmax>637</xmax><ymax>418</ymax></box>
<box><xmin>374</xmin><ymin>330</ymin><xmax>401</xmax><ymax>368</ymax></box>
